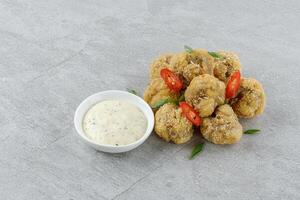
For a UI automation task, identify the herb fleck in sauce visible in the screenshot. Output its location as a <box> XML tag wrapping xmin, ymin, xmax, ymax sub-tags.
<box><xmin>83</xmin><ymin>100</ymin><xmax>147</xmax><ymax>146</ymax></box>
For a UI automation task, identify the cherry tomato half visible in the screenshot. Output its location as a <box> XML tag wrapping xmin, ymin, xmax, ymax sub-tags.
<box><xmin>160</xmin><ymin>68</ymin><xmax>183</xmax><ymax>93</ymax></box>
<box><xmin>226</xmin><ymin>71</ymin><xmax>241</xmax><ymax>99</ymax></box>
<box><xmin>179</xmin><ymin>102</ymin><xmax>202</xmax><ymax>126</ymax></box>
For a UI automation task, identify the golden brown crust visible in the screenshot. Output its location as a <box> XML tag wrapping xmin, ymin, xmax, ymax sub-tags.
<box><xmin>170</xmin><ymin>49</ymin><xmax>215</xmax><ymax>84</ymax></box>
<box><xmin>185</xmin><ymin>74</ymin><xmax>225</xmax><ymax>117</ymax></box>
<box><xmin>213</xmin><ymin>51</ymin><xmax>241</xmax><ymax>83</ymax></box>
<box><xmin>201</xmin><ymin>104</ymin><xmax>243</xmax><ymax>144</ymax></box>
<box><xmin>150</xmin><ymin>54</ymin><xmax>174</xmax><ymax>80</ymax></box>
<box><xmin>230</xmin><ymin>78</ymin><xmax>265</xmax><ymax>118</ymax></box>
<box><xmin>155</xmin><ymin>103</ymin><xmax>194</xmax><ymax>144</ymax></box>
<box><xmin>143</xmin><ymin>78</ymin><xmax>179</xmax><ymax>107</ymax></box>
<box><xmin>145</xmin><ymin>49</ymin><xmax>265</xmax><ymax>146</ymax></box>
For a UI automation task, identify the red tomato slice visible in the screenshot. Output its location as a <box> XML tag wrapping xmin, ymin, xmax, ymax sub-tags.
<box><xmin>179</xmin><ymin>102</ymin><xmax>202</xmax><ymax>126</ymax></box>
<box><xmin>226</xmin><ymin>71</ymin><xmax>241</xmax><ymax>99</ymax></box>
<box><xmin>160</xmin><ymin>68</ymin><xmax>183</xmax><ymax>93</ymax></box>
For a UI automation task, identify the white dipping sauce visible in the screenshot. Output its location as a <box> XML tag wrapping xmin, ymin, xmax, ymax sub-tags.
<box><xmin>83</xmin><ymin>100</ymin><xmax>147</xmax><ymax>146</ymax></box>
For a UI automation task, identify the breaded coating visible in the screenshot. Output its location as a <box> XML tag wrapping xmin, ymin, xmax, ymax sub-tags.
<box><xmin>213</xmin><ymin>51</ymin><xmax>241</xmax><ymax>83</ymax></box>
<box><xmin>170</xmin><ymin>49</ymin><xmax>215</xmax><ymax>84</ymax></box>
<box><xmin>185</xmin><ymin>74</ymin><xmax>225</xmax><ymax>117</ymax></box>
<box><xmin>201</xmin><ymin>104</ymin><xmax>243</xmax><ymax>144</ymax></box>
<box><xmin>144</xmin><ymin>78</ymin><xmax>179</xmax><ymax>107</ymax></box>
<box><xmin>150</xmin><ymin>54</ymin><xmax>173</xmax><ymax>80</ymax></box>
<box><xmin>155</xmin><ymin>103</ymin><xmax>193</xmax><ymax>144</ymax></box>
<box><xmin>229</xmin><ymin>78</ymin><xmax>265</xmax><ymax>118</ymax></box>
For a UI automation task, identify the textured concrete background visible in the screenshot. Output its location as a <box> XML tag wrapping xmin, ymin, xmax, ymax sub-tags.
<box><xmin>0</xmin><ymin>0</ymin><xmax>299</xmax><ymax>199</ymax></box>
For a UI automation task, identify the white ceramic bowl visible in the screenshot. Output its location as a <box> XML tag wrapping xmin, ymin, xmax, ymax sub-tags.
<box><xmin>74</xmin><ymin>90</ymin><xmax>154</xmax><ymax>153</ymax></box>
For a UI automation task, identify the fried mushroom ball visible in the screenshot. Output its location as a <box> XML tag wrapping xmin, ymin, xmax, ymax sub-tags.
<box><xmin>155</xmin><ymin>103</ymin><xmax>194</xmax><ymax>144</ymax></box>
<box><xmin>170</xmin><ymin>49</ymin><xmax>215</xmax><ymax>84</ymax></box>
<box><xmin>144</xmin><ymin>78</ymin><xmax>179</xmax><ymax>107</ymax></box>
<box><xmin>213</xmin><ymin>51</ymin><xmax>241</xmax><ymax>83</ymax></box>
<box><xmin>230</xmin><ymin>78</ymin><xmax>265</xmax><ymax>118</ymax></box>
<box><xmin>150</xmin><ymin>54</ymin><xmax>173</xmax><ymax>80</ymax></box>
<box><xmin>185</xmin><ymin>74</ymin><xmax>225</xmax><ymax>117</ymax></box>
<box><xmin>201</xmin><ymin>104</ymin><xmax>243</xmax><ymax>144</ymax></box>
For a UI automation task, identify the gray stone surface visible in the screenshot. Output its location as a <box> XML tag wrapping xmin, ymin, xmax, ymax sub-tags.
<box><xmin>0</xmin><ymin>0</ymin><xmax>299</xmax><ymax>199</ymax></box>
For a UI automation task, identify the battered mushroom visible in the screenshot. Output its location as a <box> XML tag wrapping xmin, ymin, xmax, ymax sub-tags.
<box><xmin>155</xmin><ymin>103</ymin><xmax>194</xmax><ymax>144</ymax></box>
<box><xmin>170</xmin><ymin>49</ymin><xmax>215</xmax><ymax>84</ymax></box>
<box><xmin>185</xmin><ymin>74</ymin><xmax>225</xmax><ymax>117</ymax></box>
<box><xmin>213</xmin><ymin>51</ymin><xmax>241</xmax><ymax>83</ymax></box>
<box><xmin>150</xmin><ymin>54</ymin><xmax>174</xmax><ymax>80</ymax></box>
<box><xmin>144</xmin><ymin>78</ymin><xmax>179</xmax><ymax>107</ymax></box>
<box><xmin>230</xmin><ymin>78</ymin><xmax>265</xmax><ymax>118</ymax></box>
<box><xmin>201</xmin><ymin>104</ymin><xmax>243</xmax><ymax>144</ymax></box>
